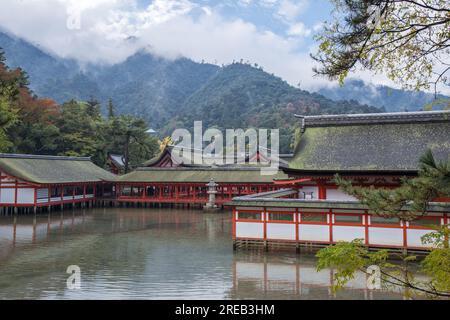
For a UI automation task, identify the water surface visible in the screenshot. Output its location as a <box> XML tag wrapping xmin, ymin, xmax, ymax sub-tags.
<box><xmin>0</xmin><ymin>208</ymin><xmax>414</xmax><ymax>299</ymax></box>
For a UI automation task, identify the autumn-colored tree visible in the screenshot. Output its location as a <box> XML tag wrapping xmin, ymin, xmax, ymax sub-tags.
<box><xmin>0</xmin><ymin>48</ymin><xmax>159</xmax><ymax>169</ymax></box>
<box><xmin>0</xmin><ymin>51</ymin><xmax>20</xmax><ymax>151</ymax></box>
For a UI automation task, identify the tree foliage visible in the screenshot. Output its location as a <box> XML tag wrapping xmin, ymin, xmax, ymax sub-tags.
<box><xmin>317</xmin><ymin>151</ymin><xmax>450</xmax><ymax>297</ymax></box>
<box><xmin>313</xmin><ymin>0</ymin><xmax>450</xmax><ymax>95</ymax></box>
<box><xmin>0</xmin><ymin>50</ymin><xmax>158</xmax><ymax>170</ymax></box>
<box><xmin>107</xmin><ymin>115</ymin><xmax>159</xmax><ymax>173</ymax></box>
<box><xmin>172</xmin><ymin>63</ymin><xmax>383</xmax><ymax>153</ymax></box>
<box><xmin>317</xmin><ymin>235</ymin><xmax>450</xmax><ymax>297</ymax></box>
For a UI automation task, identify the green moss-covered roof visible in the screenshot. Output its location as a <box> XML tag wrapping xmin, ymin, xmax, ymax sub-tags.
<box><xmin>289</xmin><ymin>111</ymin><xmax>450</xmax><ymax>172</ymax></box>
<box><xmin>117</xmin><ymin>167</ymin><xmax>288</xmax><ymax>183</ymax></box>
<box><xmin>0</xmin><ymin>154</ymin><xmax>116</xmax><ymax>184</ymax></box>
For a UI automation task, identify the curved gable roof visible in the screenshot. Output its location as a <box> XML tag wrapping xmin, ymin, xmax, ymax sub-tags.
<box><xmin>0</xmin><ymin>154</ymin><xmax>116</xmax><ymax>184</ymax></box>
<box><xmin>289</xmin><ymin>111</ymin><xmax>450</xmax><ymax>172</ymax></box>
<box><xmin>117</xmin><ymin>167</ymin><xmax>287</xmax><ymax>183</ymax></box>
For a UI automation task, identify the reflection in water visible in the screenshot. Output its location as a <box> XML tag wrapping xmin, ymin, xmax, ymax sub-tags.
<box><xmin>0</xmin><ymin>208</ymin><xmax>417</xmax><ymax>299</ymax></box>
<box><xmin>230</xmin><ymin>252</ymin><xmax>409</xmax><ymax>300</ymax></box>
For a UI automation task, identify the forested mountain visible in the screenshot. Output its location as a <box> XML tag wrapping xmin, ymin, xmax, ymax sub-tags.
<box><xmin>10</xmin><ymin>30</ymin><xmax>449</xmax><ymax>152</ymax></box>
<box><xmin>90</xmin><ymin>51</ymin><xmax>219</xmax><ymax>125</ymax></box>
<box><xmin>318</xmin><ymin>79</ymin><xmax>449</xmax><ymax>112</ymax></box>
<box><xmin>0</xmin><ymin>31</ymin><xmax>80</xmax><ymax>98</ymax></box>
<box><xmin>168</xmin><ymin>63</ymin><xmax>381</xmax><ymax>151</ymax></box>
<box><xmin>1</xmin><ymin>30</ymin><xmax>446</xmax><ymax>127</ymax></box>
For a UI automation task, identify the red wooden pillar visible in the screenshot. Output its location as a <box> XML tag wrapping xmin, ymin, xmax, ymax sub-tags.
<box><xmin>263</xmin><ymin>207</ymin><xmax>267</xmax><ymax>242</ymax></box>
<box><xmin>14</xmin><ymin>179</ymin><xmax>18</xmax><ymax>207</ymax></box>
<box><xmin>364</xmin><ymin>210</ymin><xmax>369</xmax><ymax>246</ymax></box>
<box><xmin>318</xmin><ymin>184</ymin><xmax>327</xmax><ymax>200</ymax></box>
<box><xmin>232</xmin><ymin>207</ymin><xmax>236</xmax><ymax>240</ymax></box>
<box><xmin>329</xmin><ymin>208</ymin><xmax>333</xmax><ymax>243</ymax></box>
<box><xmin>402</xmin><ymin>220</ymin><xmax>408</xmax><ymax>249</ymax></box>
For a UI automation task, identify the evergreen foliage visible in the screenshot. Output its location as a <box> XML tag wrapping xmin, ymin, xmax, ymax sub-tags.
<box><xmin>0</xmin><ymin>51</ymin><xmax>158</xmax><ymax>169</ymax></box>
<box><xmin>317</xmin><ymin>152</ymin><xmax>450</xmax><ymax>297</ymax></box>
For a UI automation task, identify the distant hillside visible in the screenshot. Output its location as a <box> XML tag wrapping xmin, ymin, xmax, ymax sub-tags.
<box><xmin>90</xmin><ymin>51</ymin><xmax>220</xmax><ymax>125</ymax></box>
<box><xmin>0</xmin><ymin>31</ymin><xmax>80</xmax><ymax>98</ymax></box>
<box><xmin>318</xmin><ymin>79</ymin><xmax>449</xmax><ymax>112</ymax></box>
<box><xmin>169</xmin><ymin>63</ymin><xmax>381</xmax><ymax>151</ymax></box>
<box><xmin>1</xmin><ymin>31</ymin><xmax>385</xmax><ymax>152</ymax></box>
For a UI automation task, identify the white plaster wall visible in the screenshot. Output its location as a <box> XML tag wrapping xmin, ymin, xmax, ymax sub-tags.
<box><xmin>407</xmin><ymin>229</ymin><xmax>434</xmax><ymax>248</ymax></box>
<box><xmin>333</xmin><ymin>226</ymin><xmax>366</xmax><ymax>242</ymax></box>
<box><xmin>326</xmin><ymin>189</ymin><xmax>358</xmax><ymax>201</ymax></box>
<box><xmin>236</xmin><ymin>222</ymin><xmax>264</xmax><ymax>239</ymax></box>
<box><xmin>17</xmin><ymin>188</ymin><xmax>35</xmax><ymax>204</ymax></box>
<box><xmin>298</xmin><ymin>224</ymin><xmax>330</xmax><ymax>242</ymax></box>
<box><xmin>0</xmin><ymin>188</ymin><xmax>15</xmax><ymax>204</ymax></box>
<box><xmin>266</xmin><ymin>223</ymin><xmax>296</xmax><ymax>240</ymax></box>
<box><xmin>369</xmin><ymin>228</ymin><xmax>404</xmax><ymax>247</ymax></box>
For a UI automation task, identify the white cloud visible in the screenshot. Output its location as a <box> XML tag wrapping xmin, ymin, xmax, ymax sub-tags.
<box><xmin>237</xmin><ymin>0</ymin><xmax>253</xmax><ymax>7</ymax></box>
<box><xmin>0</xmin><ymin>0</ymin><xmax>330</xmax><ymax>90</ymax></box>
<box><xmin>276</xmin><ymin>0</ymin><xmax>309</xmax><ymax>22</ymax></box>
<box><xmin>287</xmin><ymin>22</ymin><xmax>311</xmax><ymax>37</ymax></box>
<box><xmin>3</xmin><ymin>0</ymin><xmax>441</xmax><ymax>95</ymax></box>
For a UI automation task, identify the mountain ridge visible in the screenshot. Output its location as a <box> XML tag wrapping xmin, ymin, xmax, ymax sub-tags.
<box><xmin>4</xmin><ymin>30</ymin><xmax>446</xmax><ymax>152</ymax></box>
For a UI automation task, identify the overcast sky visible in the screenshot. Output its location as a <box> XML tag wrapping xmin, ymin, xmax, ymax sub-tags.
<box><xmin>0</xmin><ymin>0</ymin><xmax>404</xmax><ymax>91</ymax></box>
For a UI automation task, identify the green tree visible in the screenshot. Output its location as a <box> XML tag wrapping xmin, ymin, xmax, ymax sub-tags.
<box><xmin>107</xmin><ymin>98</ymin><xmax>115</xmax><ymax>119</ymax></box>
<box><xmin>335</xmin><ymin>150</ymin><xmax>450</xmax><ymax>219</ymax></box>
<box><xmin>0</xmin><ymin>96</ymin><xmax>17</xmax><ymax>152</ymax></box>
<box><xmin>317</xmin><ymin>151</ymin><xmax>450</xmax><ymax>297</ymax></box>
<box><xmin>57</xmin><ymin>100</ymin><xmax>105</xmax><ymax>162</ymax></box>
<box><xmin>312</xmin><ymin>0</ymin><xmax>450</xmax><ymax>96</ymax></box>
<box><xmin>108</xmin><ymin>115</ymin><xmax>158</xmax><ymax>173</ymax></box>
<box><xmin>0</xmin><ymin>50</ymin><xmax>19</xmax><ymax>151</ymax></box>
<box><xmin>85</xmin><ymin>97</ymin><xmax>102</xmax><ymax>120</ymax></box>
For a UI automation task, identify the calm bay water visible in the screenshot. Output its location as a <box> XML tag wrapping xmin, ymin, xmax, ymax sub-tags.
<box><xmin>0</xmin><ymin>208</ymin><xmax>413</xmax><ymax>299</ymax></box>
